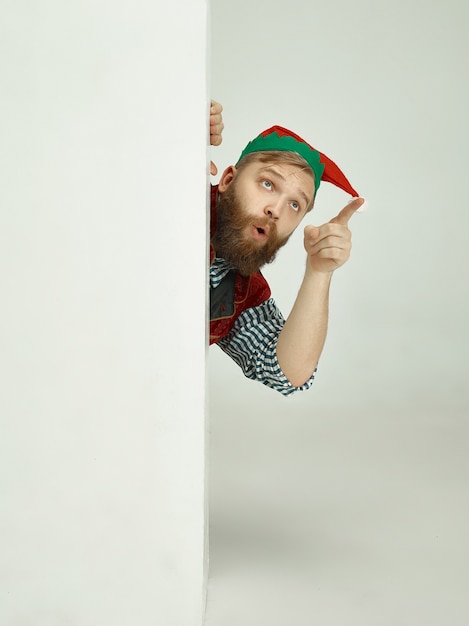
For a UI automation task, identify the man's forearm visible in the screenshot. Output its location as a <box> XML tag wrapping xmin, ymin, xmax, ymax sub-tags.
<box><xmin>276</xmin><ymin>265</ymin><xmax>332</xmax><ymax>387</ymax></box>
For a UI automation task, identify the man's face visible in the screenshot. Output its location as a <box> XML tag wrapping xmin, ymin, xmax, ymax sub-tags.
<box><xmin>212</xmin><ymin>160</ymin><xmax>316</xmax><ymax>276</ymax></box>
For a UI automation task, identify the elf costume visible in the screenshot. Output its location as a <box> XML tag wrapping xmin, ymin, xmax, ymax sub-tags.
<box><xmin>210</xmin><ymin>125</ymin><xmax>359</xmax><ymax>346</ymax></box>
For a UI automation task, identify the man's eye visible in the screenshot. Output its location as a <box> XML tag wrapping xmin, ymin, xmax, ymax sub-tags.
<box><xmin>290</xmin><ymin>201</ymin><xmax>300</xmax><ymax>211</ymax></box>
<box><xmin>261</xmin><ymin>180</ymin><xmax>272</xmax><ymax>190</ymax></box>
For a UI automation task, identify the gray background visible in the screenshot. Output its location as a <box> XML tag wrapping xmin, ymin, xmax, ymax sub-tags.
<box><xmin>206</xmin><ymin>0</ymin><xmax>469</xmax><ymax>623</ymax></box>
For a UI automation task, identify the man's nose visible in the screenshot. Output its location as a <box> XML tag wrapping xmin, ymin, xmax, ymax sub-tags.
<box><xmin>264</xmin><ymin>198</ymin><xmax>283</xmax><ymax>220</ymax></box>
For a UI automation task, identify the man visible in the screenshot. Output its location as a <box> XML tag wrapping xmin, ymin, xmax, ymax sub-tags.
<box><xmin>209</xmin><ymin>101</ymin><xmax>365</xmax><ymax>397</ymax></box>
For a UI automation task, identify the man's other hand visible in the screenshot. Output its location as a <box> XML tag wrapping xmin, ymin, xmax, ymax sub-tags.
<box><xmin>210</xmin><ymin>100</ymin><xmax>224</xmax><ymax>176</ymax></box>
<box><xmin>210</xmin><ymin>100</ymin><xmax>224</xmax><ymax>146</ymax></box>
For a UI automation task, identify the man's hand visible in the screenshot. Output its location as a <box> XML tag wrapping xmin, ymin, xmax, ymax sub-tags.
<box><xmin>303</xmin><ymin>197</ymin><xmax>365</xmax><ymax>274</ymax></box>
<box><xmin>210</xmin><ymin>100</ymin><xmax>224</xmax><ymax>146</ymax></box>
<box><xmin>210</xmin><ymin>100</ymin><xmax>224</xmax><ymax>175</ymax></box>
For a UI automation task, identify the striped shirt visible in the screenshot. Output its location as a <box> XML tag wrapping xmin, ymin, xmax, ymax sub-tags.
<box><xmin>210</xmin><ymin>256</ymin><xmax>316</xmax><ymax>397</ymax></box>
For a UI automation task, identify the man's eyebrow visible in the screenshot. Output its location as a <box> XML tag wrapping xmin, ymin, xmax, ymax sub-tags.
<box><xmin>259</xmin><ymin>167</ymin><xmax>286</xmax><ymax>182</ymax></box>
<box><xmin>259</xmin><ymin>167</ymin><xmax>311</xmax><ymax>208</ymax></box>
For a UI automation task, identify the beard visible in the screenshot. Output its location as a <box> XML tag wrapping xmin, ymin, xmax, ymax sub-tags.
<box><xmin>211</xmin><ymin>182</ymin><xmax>290</xmax><ymax>276</ymax></box>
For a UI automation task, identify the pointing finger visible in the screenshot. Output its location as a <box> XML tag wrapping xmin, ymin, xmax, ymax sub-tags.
<box><xmin>330</xmin><ymin>197</ymin><xmax>366</xmax><ymax>226</ymax></box>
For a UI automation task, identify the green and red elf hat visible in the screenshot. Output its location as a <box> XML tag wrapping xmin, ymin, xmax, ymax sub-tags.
<box><xmin>236</xmin><ymin>125</ymin><xmax>359</xmax><ymax>198</ymax></box>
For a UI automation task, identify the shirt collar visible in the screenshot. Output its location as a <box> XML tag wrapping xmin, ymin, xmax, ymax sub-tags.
<box><xmin>210</xmin><ymin>256</ymin><xmax>235</xmax><ymax>289</ymax></box>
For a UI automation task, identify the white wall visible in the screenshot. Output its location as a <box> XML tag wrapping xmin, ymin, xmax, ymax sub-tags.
<box><xmin>0</xmin><ymin>1</ymin><xmax>208</xmax><ymax>625</ymax></box>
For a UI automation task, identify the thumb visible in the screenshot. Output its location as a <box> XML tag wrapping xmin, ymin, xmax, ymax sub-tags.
<box><xmin>210</xmin><ymin>160</ymin><xmax>218</xmax><ymax>176</ymax></box>
<box><xmin>330</xmin><ymin>197</ymin><xmax>366</xmax><ymax>226</ymax></box>
<box><xmin>304</xmin><ymin>224</ymin><xmax>320</xmax><ymax>240</ymax></box>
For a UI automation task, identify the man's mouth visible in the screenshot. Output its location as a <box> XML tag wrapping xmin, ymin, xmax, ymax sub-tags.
<box><xmin>251</xmin><ymin>224</ymin><xmax>270</xmax><ymax>241</ymax></box>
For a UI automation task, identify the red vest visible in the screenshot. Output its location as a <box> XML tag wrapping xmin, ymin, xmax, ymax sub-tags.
<box><xmin>210</xmin><ymin>186</ymin><xmax>271</xmax><ymax>345</ymax></box>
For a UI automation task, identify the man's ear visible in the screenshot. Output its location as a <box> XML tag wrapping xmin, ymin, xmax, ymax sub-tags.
<box><xmin>218</xmin><ymin>165</ymin><xmax>237</xmax><ymax>193</ymax></box>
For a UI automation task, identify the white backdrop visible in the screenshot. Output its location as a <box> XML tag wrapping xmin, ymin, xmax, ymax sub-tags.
<box><xmin>207</xmin><ymin>1</ymin><xmax>469</xmax><ymax>624</ymax></box>
<box><xmin>209</xmin><ymin>0</ymin><xmax>469</xmax><ymax>414</ymax></box>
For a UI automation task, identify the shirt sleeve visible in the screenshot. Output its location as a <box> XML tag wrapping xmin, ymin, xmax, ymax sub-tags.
<box><xmin>215</xmin><ymin>297</ymin><xmax>316</xmax><ymax>397</ymax></box>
